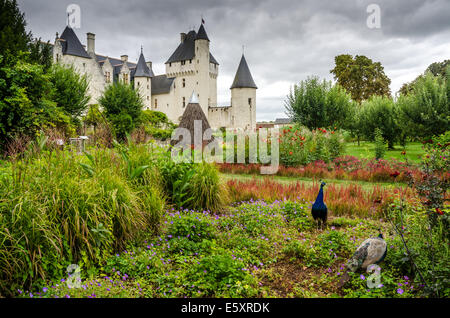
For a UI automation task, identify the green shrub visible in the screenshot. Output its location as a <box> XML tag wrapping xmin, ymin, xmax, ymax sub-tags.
<box><xmin>187</xmin><ymin>251</ymin><xmax>258</xmax><ymax>297</ymax></box>
<box><xmin>279</xmin><ymin>125</ymin><xmax>345</xmax><ymax>166</ymax></box>
<box><xmin>99</xmin><ymin>82</ymin><xmax>143</xmax><ymax>141</ymax></box>
<box><xmin>166</xmin><ymin>213</ymin><xmax>216</xmax><ymax>243</ymax></box>
<box><xmin>186</xmin><ymin>163</ymin><xmax>227</xmax><ymax>211</ymax></box>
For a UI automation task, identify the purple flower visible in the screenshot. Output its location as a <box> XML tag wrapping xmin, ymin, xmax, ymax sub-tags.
<box><xmin>397</xmin><ymin>288</ymin><xmax>404</xmax><ymax>295</ymax></box>
<box><xmin>360</xmin><ymin>274</ymin><xmax>365</xmax><ymax>280</ymax></box>
<box><xmin>43</xmin><ymin>287</ymin><xmax>48</xmax><ymax>293</ymax></box>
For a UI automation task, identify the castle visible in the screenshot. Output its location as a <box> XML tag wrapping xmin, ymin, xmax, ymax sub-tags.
<box><xmin>52</xmin><ymin>23</ymin><xmax>257</xmax><ymax>130</ymax></box>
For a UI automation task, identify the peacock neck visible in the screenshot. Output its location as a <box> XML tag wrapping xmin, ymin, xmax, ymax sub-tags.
<box><xmin>315</xmin><ymin>187</ymin><xmax>324</xmax><ymax>204</ymax></box>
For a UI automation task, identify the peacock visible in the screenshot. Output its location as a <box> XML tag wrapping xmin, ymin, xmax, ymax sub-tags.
<box><xmin>311</xmin><ymin>181</ymin><xmax>328</xmax><ymax>229</ymax></box>
<box><xmin>338</xmin><ymin>233</ymin><xmax>387</xmax><ymax>288</ymax></box>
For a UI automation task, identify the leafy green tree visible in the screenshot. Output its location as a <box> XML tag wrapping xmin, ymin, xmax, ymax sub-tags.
<box><xmin>0</xmin><ymin>0</ymin><xmax>32</xmax><ymax>66</ymax></box>
<box><xmin>359</xmin><ymin>95</ymin><xmax>400</xmax><ymax>148</ymax></box>
<box><xmin>397</xmin><ymin>72</ymin><xmax>449</xmax><ymax>139</ymax></box>
<box><xmin>0</xmin><ymin>57</ymin><xmax>72</xmax><ymax>151</ymax></box>
<box><xmin>99</xmin><ymin>82</ymin><xmax>143</xmax><ymax>141</ymax></box>
<box><xmin>285</xmin><ymin>76</ymin><xmax>354</xmax><ymax>130</ymax></box>
<box><xmin>50</xmin><ymin>64</ymin><xmax>90</xmax><ymax>128</ymax></box>
<box><xmin>399</xmin><ymin>59</ymin><xmax>450</xmax><ymax>96</ymax></box>
<box><xmin>330</xmin><ymin>54</ymin><xmax>391</xmax><ymax>103</ymax></box>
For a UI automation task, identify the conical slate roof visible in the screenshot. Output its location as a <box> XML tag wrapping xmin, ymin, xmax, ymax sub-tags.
<box><xmin>231</xmin><ymin>54</ymin><xmax>257</xmax><ymax>89</ymax></box>
<box><xmin>59</xmin><ymin>26</ymin><xmax>91</xmax><ymax>58</ymax></box>
<box><xmin>166</xmin><ymin>29</ymin><xmax>219</xmax><ymax>65</ymax></box>
<box><xmin>171</xmin><ymin>92</ymin><xmax>214</xmax><ymax>147</ymax></box>
<box><xmin>134</xmin><ymin>51</ymin><xmax>154</xmax><ymax>77</ymax></box>
<box><xmin>196</xmin><ymin>24</ymin><xmax>209</xmax><ymax>41</ymax></box>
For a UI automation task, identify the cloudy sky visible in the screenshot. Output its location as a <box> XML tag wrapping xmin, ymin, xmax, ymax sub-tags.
<box><xmin>17</xmin><ymin>0</ymin><xmax>450</xmax><ymax>121</ymax></box>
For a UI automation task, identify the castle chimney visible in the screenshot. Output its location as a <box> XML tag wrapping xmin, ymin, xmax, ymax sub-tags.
<box><xmin>121</xmin><ymin>55</ymin><xmax>128</xmax><ymax>62</ymax></box>
<box><xmin>180</xmin><ymin>33</ymin><xmax>186</xmax><ymax>43</ymax></box>
<box><xmin>87</xmin><ymin>33</ymin><xmax>95</xmax><ymax>55</ymax></box>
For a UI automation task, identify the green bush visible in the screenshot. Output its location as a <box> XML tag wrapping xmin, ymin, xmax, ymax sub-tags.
<box><xmin>279</xmin><ymin>125</ymin><xmax>345</xmax><ymax>166</ymax></box>
<box><xmin>99</xmin><ymin>82</ymin><xmax>143</xmax><ymax>141</ymax></box>
<box><xmin>359</xmin><ymin>95</ymin><xmax>400</xmax><ymax>149</ymax></box>
<box><xmin>49</xmin><ymin>64</ymin><xmax>90</xmax><ymax>128</ymax></box>
<box><xmin>187</xmin><ymin>252</ymin><xmax>258</xmax><ymax>297</ymax></box>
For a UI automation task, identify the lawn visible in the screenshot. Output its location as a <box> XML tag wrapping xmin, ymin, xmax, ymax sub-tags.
<box><xmin>345</xmin><ymin>141</ymin><xmax>425</xmax><ymax>163</ymax></box>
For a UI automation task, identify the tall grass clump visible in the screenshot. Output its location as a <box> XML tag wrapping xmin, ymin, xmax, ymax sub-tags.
<box><xmin>0</xmin><ymin>145</ymin><xmax>165</xmax><ymax>295</ymax></box>
<box><xmin>187</xmin><ymin>162</ymin><xmax>229</xmax><ymax>211</ymax></box>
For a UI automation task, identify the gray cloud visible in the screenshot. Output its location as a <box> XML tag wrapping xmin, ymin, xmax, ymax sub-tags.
<box><xmin>17</xmin><ymin>0</ymin><xmax>450</xmax><ymax>121</ymax></box>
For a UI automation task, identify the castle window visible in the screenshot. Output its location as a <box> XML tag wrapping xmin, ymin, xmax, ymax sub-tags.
<box><xmin>123</xmin><ymin>73</ymin><xmax>129</xmax><ymax>84</ymax></box>
<box><xmin>182</xmin><ymin>78</ymin><xmax>186</xmax><ymax>88</ymax></box>
<box><xmin>169</xmin><ymin>63</ymin><xmax>172</xmax><ymax>67</ymax></box>
<box><xmin>190</xmin><ymin>59</ymin><xmax>192</xmax><ymax>64</ymax></box>
<box><xmin>138</xmin><ymin>82</ymin><xmax>140</xmax><ymax>86</ymax></box>
<box><xmin>147</xmin><ymin>96</ymin><xmax>149</xmax><ymax>101</ymax></box>
<box><xmin>147</xmin><ymin>85</ymin><xmax>149</xmax><ymax>89</ymax></box>
<box><xmin>248</xmin><ymin>98</ymin><xmax>252</xmax><ymax>106</ymax></box>
<box><xmin>56</xmin><ymin>54</ymin><xmax>60</xmax><ymax>62</ymax></box>
<box><xmin>181</xmin><ymin>60</ymin><xmax>185</xmax><ymax>66</ymax></box>
<box><xmin>183</xmin><ymin>97</ymin><xmax>186</xmax><ymax>108</ymax></box>
<box><xmin>155</xmin><ymin>99</ymin><xmax>158</xmax><ymax>108</ymax></box>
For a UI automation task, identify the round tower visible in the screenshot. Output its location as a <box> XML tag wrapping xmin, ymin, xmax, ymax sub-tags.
<box><xmin>194</xmin><ymin>23</ymin><xmax>211</xmax><ymax>115</ymax></box>
<box><xmin>230</xmin><ymin>54</ymin><xmax>257</xmax><ymax>131</ymax></box>
<box><xmin>133</xmin><ymin>48</ymin><xmax>154</xmax><ymax>110</ymax></box>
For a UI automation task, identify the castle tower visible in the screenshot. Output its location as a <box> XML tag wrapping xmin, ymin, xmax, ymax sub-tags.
<box><xmin>134</xmin><ymin>48</ymin><xmax>154</xmax><ymax>110</ymax></box>
<box><xmin>194</xmin><ymin>23</ymin><xmax>211</xmax><ymax>115</ymax></box>
<box><xmin>230</xmin><ymin>54</ymin><xmax>257</xmax><ymax>130</ymax></box>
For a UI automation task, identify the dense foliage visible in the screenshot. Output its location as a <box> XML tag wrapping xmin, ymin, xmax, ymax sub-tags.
<box><xmin>50</xmin><ymin>64</ymin><xmax>90</xmax><ymax>128</ymax></box>
<box><xmin>397</xmin><ymin>72</ymin><xmax>449</xmax><ymax>139</ymax></box>
<box><xmin>0</xmin><ymin>141</ymin><xmax>224</xmax><ymax>295</ymax></box>
<box><xmin>279</xmin><ymin>125</ymin><xmax>345</xmax><ymax>166</ymax></box>
<box><xmin>358</xmin><ymin>96</ymin><xmax>400</xmax><ymax>149</ymax></box>
<box><xmin>99</xmin><ymin>82</ymin><xmax>144</xmax><ymax>141</ymax></box>
<box><xmin>330</xmin><ymin>54</ymin><xmax>391</xmax><ymax>103</ymax></box>
<box><xmin>285</xmin><ymin>76</ymin><xmax>354</xmax><ymax>130</ymax></box>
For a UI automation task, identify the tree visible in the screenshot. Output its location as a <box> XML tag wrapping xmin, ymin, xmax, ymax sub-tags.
<box><xmin>399</xmin><ymin>59</ymin><xmax>450</xmax><ymax>96</ymax></box>
<box><xmin>330</xmin><ymin>54</ymin><xmax>391</xmax><ymax>103</ymax></box>
<box><xmin>359</xmin><ymin>95</ymin><xmax>400</xmax><ymax>149</ymax></box>
<box><xmin>285</xmin><ymin>76</ymin><xmax>354</xmax><ymax>130</ymax></box>
<box><xmin>29</xmin><ymin>39</ymin><xmax>53</xmax><ymax>72</ymax></box>
<box><xmin>0</xmin><ymin>0</ymin><xmax>32</xmax><ymax>66</ymax></box>
<box><xmin>397</xmin><ymin>72</ymin><xmax>449</xmax><ymax>139</ymax></box>
<box><xmin>99</xmin><ymin>82</ymin><xmax>143</xmax><ymax>141</ymax></box>
<box><xmin>50</xmin><ymin>64</ymin><xmax>90</xmax><ymax>128</ymax></box>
